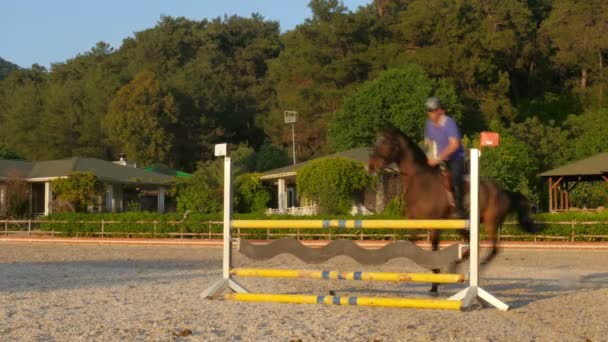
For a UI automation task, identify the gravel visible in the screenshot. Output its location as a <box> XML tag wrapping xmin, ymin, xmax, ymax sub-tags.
<box><xmin>1</xmin><ymin>242</ymin><xmax>608</xmax><ymax>341</ymax></box>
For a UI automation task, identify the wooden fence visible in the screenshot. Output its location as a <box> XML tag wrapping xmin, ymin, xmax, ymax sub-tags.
<box><xmin>1</xmin><ymin>219</ymin><xmax>608</xmax><ymax>242</ymax></box>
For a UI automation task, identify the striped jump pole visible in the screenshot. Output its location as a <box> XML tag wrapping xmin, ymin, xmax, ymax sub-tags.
<box><xmin>225</xmin><ymin>293</ymin><xmax>462</xmax><ymax>310</ymax></box>
<box><xmin>231</xmin><ymin>219</ymin><xmax>468</xmax><ymax>230</ymax></box>
<box><xmin>231</xmin><ymin>268</ymin><xmax>465</xmax><ymax>284</ymax></box>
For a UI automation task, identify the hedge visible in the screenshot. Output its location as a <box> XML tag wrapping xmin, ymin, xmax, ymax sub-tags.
<box><xmin>27</xmin><ymin>211</ymin><xmax>608</xmax><ymax>241</ymax></box>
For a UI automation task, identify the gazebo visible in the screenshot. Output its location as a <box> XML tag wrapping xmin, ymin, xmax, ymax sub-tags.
<box><xmin>538</xmin><ymin>153</ymin><xmax>608</xmax><ymax>212</ymax></box>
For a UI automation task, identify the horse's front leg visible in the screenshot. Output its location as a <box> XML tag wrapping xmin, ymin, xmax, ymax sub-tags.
<box><xmin>429</xmin><ymin>229</ymin><xmax>440</xmax><ymax>296</ymax></box>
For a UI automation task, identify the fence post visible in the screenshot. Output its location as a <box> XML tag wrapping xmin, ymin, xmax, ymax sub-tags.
<box><xmin>28</xmin><ymin>219</ymin><xmax>31</xmax><ymax>236</ymax></box>
<box><xmin>571</xmin><ymin>220</ymin><xmax>575</xmax><ymax>242</ymax></box>
<box><xmin>297</xmin><ymin>228</ymin><xmax>300</xmax><ymax>240</ymax></box>
<box><xmin>4</xmin><ymin>220</ymin><xmax>7</xmax><ymax>236</ymax></box>
<box><xmin>153</xmin><ymin>220</ymin><xmax>157</xmax><ymax>238</ymax></box>
<box><xmin>360</xmin><ymin>229</ymin><xmax>363</xmax><ymax>241</ymax></box>
<box><xmin>267</xmin><ymin>228</ymin><xmax>270</xmax><ymax>240</ymax></box>
<box><xmin>101</xmin><ymin>219</ymin><xmax>105</xmax><ymax>238</ymax></box>
<box><xmin>181</xmin><ymin>224</ymin><xmax>184</xmax><ymax>239</ymax></box>
<box><xmin>208</xmin><ymin>221</ymin><xmax>212</xmax><ymax>240</ymax></box>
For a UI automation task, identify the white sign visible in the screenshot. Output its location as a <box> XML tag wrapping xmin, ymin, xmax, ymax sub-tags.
<box><xmin>284</xmin><ymin>110</ymin><xmax>298</xmax><ymax>124</ymax></box>
<box><xmin>214</xmin><ymin>143</ymin><xmax>227</xmax><ymax>157</ymax></box>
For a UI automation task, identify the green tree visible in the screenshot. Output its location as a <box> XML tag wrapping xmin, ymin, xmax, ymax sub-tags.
<box><xmin>297</xmin><ymin>157</ymin><xmax>370</xmax><ymax>214</ymax></box>
<box><xmin>476</xmin><ymin>123</ymin><xmax>539</xmax><ymax>199</ymax></box>
<box><xmin>563</xmin><ymin>108</ymin><xmax>608</xmax><ymax>160</ymax></box>
<box><xmin>263</xmin><ymin>0</ymin><xmax>375</xmax><ymax>159</ymax></box>
<box><xmin>254</xmin><ymin>144</ymin><xmax>290</xmax><ymax>172</ymax></box>
<box><xmin>0</xmin><ymin>145</ymin><xmax>23</xmax><ymax>160</ymax></box>
<box><xmin>104</xmin><ymin>71</ymin><xmax>178</xmax><ymax>166</ymax></box>
<box><xmin>397</xmin><ymin>0</ymin><xmax>538</xmax><ymax>121</ymax></box>
<box><xmin>172</xmin><ymin>171</ymin><xmax>222</xmax><ymax>214</ymax></box>
<box><xmin>173</xmin><ymin>144</ymin><xmax>257</xmax><ymax>214</ymax></box>
<box><xmin>234</xmin><ymin>173</ymin><xmax>271</xmax><ymax>213</ymax></box>
<box><xmin>0</xmin><ymin>57</ymin><xmax>19</xmax><ymax>80</ymax></box>
<box><xmin>0</xmin><ymin>65</ymin><xmax>49</xmax><ymax>159</ymax></box>
<box><xmin>540</xmin><ymin>0</ymin><xmax>608</xmax><ymax>103</ymax></box>
<box><xmin>51</xmin><ymin>172</ymin><xmax>101</xmax><ymax>212</ymax></box>
<box><xmin>329</xmin><ymin>66</ymin><xmax>462</xmax><ymax>151</ymax></box>
<box><xmin>508</xmin><ymin>116</ymin><xmax>572</xmax><ymax>171</ymax></box>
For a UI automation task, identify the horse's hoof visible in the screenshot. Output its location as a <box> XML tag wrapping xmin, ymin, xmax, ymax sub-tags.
<box><xmin>429</xmin><ymin>290</ymin><xmax>439</xmax><ymax>297</ymax></box>
<box><xmin>329</xmin><ymin>290</ymin><xmax>336</xmax><ymax>296</ymax></box>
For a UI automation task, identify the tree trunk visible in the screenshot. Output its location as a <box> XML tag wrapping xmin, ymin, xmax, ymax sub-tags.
<box><xmin>581</xmin><ymin>68</ymin><xmax>587</xmax><ymax>91</ymax></box>
<box><xmin>599</xmin><ymin>51</ymin><xmax>603</xmax><ymax>108</ymax></box>
<box><xmin>375</xmin><ymin>0</ymin><xmax>386</xmax><ymax>17</ymax></box>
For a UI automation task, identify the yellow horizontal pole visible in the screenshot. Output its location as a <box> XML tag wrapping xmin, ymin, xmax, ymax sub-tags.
<box><xmin>225</xmin><ymin>293</ymin><xmax>462</xmax><ymax>310</ymax></box>
<box><xmin>231</xmin><ymin>268</ymin><xmax>464</xmax><ymax>284</ymax></box>
<box><xmin>231</xmin><ymin>219</ymin><xmax>468</xmax><ymax>230</ymax></box>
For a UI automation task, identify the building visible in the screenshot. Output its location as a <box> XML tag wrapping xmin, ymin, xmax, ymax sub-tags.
<box><xmin>538</xmin><ymin>152</ymin><xmax>608</xmax><ymax>212</ymax></box>
<box><xmin>260</xmin><ymin>147</ymin><xmax>400</xmax><ymax>215</ymax></box>
<box><xmin>0</xmin><ymin>157</ymin><xmax>174</xmax><ymax>216</ymax></box>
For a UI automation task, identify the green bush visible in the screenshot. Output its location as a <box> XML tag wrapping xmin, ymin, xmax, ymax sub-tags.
<box><xmin>172</xmin><ymin>172</ymin><xmax>222</xmax><ymax>214</ymax></box>
<box><xmin>4</xmin><ymin>177</ymin><xmax>29</xmax><ymax>218</ymax></box>
<box><xmin>40</xmin><ymin>212</ymin><xmax>224</xmax><ymax>237</ymax></box>
<box><xmin>51</xmin><ymin>172</ymin><xmax>101</xmax><ymax>212</ymax></box>
<box><xmin>35</xmin><ymin>210</ymin><xmax>608</xmax><ymax>241</ymax></box>
<box><xmin>234</xmin><ymin>173</ymin><xmax>270</xmax><ymax>213</ymax></box>
<box><xmin>383</xmin><ymin>195</ymin><xmax>404</xmax><ymax>216</ymax></box>
<box><xmin>297</xmin><ymin>157</ymin><xmax>370</xmax><ymax>215</ymax></box>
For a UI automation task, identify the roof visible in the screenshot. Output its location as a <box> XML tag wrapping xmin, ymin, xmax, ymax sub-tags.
<box><xmin>143</xmin><ymin>164</ymin><xmax>192</xmax><ymax>179</ymax></box>
<box><xmin>260</xmin><ymin>147</ymin><xmax>374</xmax><ymax>180</ymax></box>
<box><xmin>538</xmin><ymin>153</ymin><xmax>608</xmax><ymax>177</ymax></box>
<box><xmin>0</xmin><ymin>157</ymin><xmax>174</xmax><ymax>185</ymax></box>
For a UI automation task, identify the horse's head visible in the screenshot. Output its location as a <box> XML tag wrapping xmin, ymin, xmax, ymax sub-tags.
<box><xmin>368</xmin><ymin>128</ymin><xmax>403</xmax><ymax>176</ymax></box>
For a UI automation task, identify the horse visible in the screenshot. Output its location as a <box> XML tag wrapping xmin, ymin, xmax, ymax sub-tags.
<box><xmin>368</xmin><ymin>127</ymin><xmax>540</xmax><ymax>295</ymax></box>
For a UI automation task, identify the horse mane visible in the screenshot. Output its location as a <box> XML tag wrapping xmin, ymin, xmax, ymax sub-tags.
<box><xmin>379</xmin><ymin>126</ymin><xmax>429</xmax><ymax>167</ymax></box>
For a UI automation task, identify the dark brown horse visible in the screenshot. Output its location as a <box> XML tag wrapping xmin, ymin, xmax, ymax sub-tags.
<box><xmin>368</xmin><ymin>127</ymin><xmax>540</xmax><ymax>294</ymax></box>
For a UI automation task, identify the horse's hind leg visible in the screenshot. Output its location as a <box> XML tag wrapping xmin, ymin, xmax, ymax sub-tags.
<box><xmin>481</xmin><ymin>219</ymin><xmax>499</xmax><ymax>265</ymax></box>
<box><xmin>429</xmin><ymin>229</ymin><xmax>440</xmax><ymax>296</ymax></box>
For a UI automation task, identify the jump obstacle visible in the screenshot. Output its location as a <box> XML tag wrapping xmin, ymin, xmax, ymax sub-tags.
<box><xmin>202</xmin><ymin>146</ymin><xmax>509</xmax><ymax>311</ymax></box>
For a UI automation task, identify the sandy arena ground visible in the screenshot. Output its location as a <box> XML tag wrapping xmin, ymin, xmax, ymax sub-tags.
<box><xmin>1</xmin><ymin>242</ymin><xmax>608</xmax><ymax>341</ymax></box>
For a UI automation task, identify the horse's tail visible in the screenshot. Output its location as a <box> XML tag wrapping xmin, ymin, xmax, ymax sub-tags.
<box><xmin>507</xmin><ymin>191</ymin><xmax>541</xmax><ymax>233</ymax></box>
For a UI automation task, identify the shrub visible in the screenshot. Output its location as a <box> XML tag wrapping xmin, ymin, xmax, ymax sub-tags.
<box><xmin>51</xmin><ymin>172</ymin><xmax>101</xmax><ymax>212</ymax></box>
<box><xmin>297</xmin><ymin>157</ymin><xmax>370</xmax><ymax>215</ymax></box>
<box><xmin>383</xmin><ymin>195</ymin><xmax>404</xmax><ymax>216</ymax></box>
<box><xmin>172</xmin><ymin>172</ymin><xmax>222</xmax><ymax>214</ymax></box>
<box><xmin>3</xmin><ymin>170</ymin><xmax>29</xmax><ymax>218</ymax></box>
<box><xmin>234</xmin><ymin>173</ymin><xmax>270</xmax><ymax>213</ymax></box>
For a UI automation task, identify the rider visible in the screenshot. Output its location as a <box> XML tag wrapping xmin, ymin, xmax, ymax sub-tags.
<box><xmin>424</xmin><ymin>97</ymin><xmax>466</xmax><ymax>218</ymax></box>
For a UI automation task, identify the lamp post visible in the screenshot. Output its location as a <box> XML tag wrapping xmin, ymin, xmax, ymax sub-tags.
<box><xmin>284</xmin><ymin>111</ymin><xmax>298</xmax><ymax>165</ymax></box>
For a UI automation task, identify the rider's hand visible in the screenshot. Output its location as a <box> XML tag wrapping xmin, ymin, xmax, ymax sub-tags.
<box><xmin>428</xmin><ymin>158</ymin><xmax>441</xmax><ymax>166</ymax></box>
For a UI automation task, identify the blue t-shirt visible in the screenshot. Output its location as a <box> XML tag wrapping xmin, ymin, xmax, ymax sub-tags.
<box><xmin>424</xmin><ymin>115</ymin><xmax>465</xmax><ymax>160</ymax></box>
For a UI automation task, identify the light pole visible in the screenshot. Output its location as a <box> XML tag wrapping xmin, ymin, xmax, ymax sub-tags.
<box><xmin>284</xmin><ymin>111</ymin><xmax>298</xmax><ymax>165</ymax></box>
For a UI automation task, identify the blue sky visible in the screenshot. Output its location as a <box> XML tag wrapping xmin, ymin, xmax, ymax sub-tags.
<box><xmin>1</xmin><ymin>0</ymin><xmax>371</xmax><ymax>68</ymax></box>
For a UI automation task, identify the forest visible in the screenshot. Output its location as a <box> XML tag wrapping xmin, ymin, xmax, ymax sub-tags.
<box><xmin>0</xmin><ymin>0</ymin><xmax>607</xmax><ymax>209</ymax></box>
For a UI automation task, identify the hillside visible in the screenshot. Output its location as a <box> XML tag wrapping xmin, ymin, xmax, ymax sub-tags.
<box><xmin>0</xmin><ymin>57</ymin><xmax>19</xmax><ymax>79</ymax></box>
